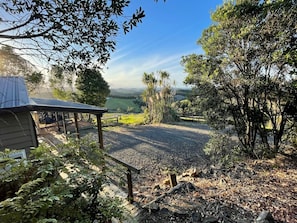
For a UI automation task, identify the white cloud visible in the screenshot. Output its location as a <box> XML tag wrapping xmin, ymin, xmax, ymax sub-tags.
<box><xmin>103</xmin><ymin>51</ymin><xmax>183</xmax><ymax>88</ymax></box>
<box><xmin>103</xmin><ymin>49</ymin><xmax>199</xmax><ymax>89</ymax></box>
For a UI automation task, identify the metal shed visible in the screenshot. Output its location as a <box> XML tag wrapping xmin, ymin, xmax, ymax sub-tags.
<box><xmin>0</xmin><ymin>76</ymin><xmax>108</xmax><ymax>154</ymax></box>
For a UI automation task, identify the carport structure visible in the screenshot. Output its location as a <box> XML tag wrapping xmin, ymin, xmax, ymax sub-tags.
<box><xmin>29</xmin><ymin>97</ymin><xmax>108</xmax><ymax>148</ymax></box>
<box><xmin>0</xmin><ymin>76</ymin><xmax>108</xmax><ymax>154</ymax></box>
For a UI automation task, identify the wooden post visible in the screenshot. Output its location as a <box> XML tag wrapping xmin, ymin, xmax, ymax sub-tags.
<box><xmin>127</xmin><ymin>169</ymin><xmax>134</xmax><ymax>203</ymax></box>
<box><xmin>74</xmin><ymin>113</ymin><xmax>80</xmax><ymax>140</ymax></box>
<box><xmin>169</xmin><ymin>173</ymin><xmax>177</xmax><ymax>187</ymax></box>
<box><xmin>32</xmin><ymin>111</ymin><xmax>40</xmax><ymax>134</ymax></box>
<box><xmin>55</xmin><ymin>112</ymin><xmax>61</xmax><ymax>132</ymax></box>
<box><xmin>96</xmin><ymin>114</ymin><xmax>103</xmax><ymax>149</ymax></box>
<box><xmin>62</xmin><ymin>112</ymin><xmax>67</xmax><ymax>137</ymax></box>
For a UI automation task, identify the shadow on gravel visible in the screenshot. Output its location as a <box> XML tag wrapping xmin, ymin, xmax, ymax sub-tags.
<box><xmin>102</xmin><ymin>123</ymin><xmax>211</xmax><ymax>171</ymax></box>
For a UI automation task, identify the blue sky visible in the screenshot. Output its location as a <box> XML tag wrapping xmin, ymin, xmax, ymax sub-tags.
<box><xmin>103</xmin><ymin>0</ymin><xmax>223</xmax><ymax>89</ymax></box>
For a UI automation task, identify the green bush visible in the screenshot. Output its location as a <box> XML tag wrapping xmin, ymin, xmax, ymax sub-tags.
<box><xmin>286</xmin><ymin>126</ymin><xmax>297</xmax><ymax>148</ymax></box>
<box><xmin>0</xmin><ymin>139</ymin><xmax>125</xmax><ymax>223</ymax></box>
<box><xmin>203</xmin><ymin>132</ymin><xmax>242</xmax><ymax>167</ymax></box>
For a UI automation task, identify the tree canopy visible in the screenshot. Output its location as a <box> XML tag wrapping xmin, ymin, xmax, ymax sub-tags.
<box><xmin>0</xmin><ymin>0</ymin><xmax>147</xmax><ymax>69</ymax></box>
<box><xmin>182</xmin><ymin>0</ymin><xmax>297</xmax><ymax>157</ymax></box>
<box><xmin>76</xmin><ymin>68</ymin><xmax>110</xmax><ymax>107</ymax></box>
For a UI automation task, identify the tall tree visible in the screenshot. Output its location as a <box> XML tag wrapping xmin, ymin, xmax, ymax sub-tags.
<box><xmin>76</xmin><ymin>69</ymin><xmax>110</xmax><ymax>107</ymax></box>
<box><xmin>0</xmin><ymin>0</ymin><xmax>147</xmax><ymax>69</ymax></box>
<box><xmin>49</xmin><ymin>65</ymin><xmax>74</xmax><ymax>100</ymax></box>
<box><xmin>182</xmin><ymin>0</ymin><xmax>297</xmax><ymax>157</ymax></box>
<box><xmin>0</xmin><ymin>45</ymin><xmax>43</xmax><ymax>92</ymax></box>
<box><xmin>142</xmin><ymin>71</ymin><xmax>178</xmax><ymax>123</ymax></box>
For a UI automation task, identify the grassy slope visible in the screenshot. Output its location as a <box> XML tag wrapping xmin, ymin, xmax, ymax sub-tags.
<box><xmin>106</xmin><ymin>88</ymin><xmax>191</xmax><ymax>114</ymax></box>
<box><xmin>105</xmin><ymin>97</ymin><xmax>142</xmax><ymax>113</ymax></box>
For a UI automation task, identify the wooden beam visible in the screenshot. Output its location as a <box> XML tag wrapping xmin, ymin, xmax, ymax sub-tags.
<box><xmin>105</xmin><ymin>154</ymin><xmax>140</xmax><ymax>174</ymax></box>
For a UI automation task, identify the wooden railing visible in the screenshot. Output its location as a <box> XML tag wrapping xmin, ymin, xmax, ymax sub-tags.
<box><xmin>105</xmin><ymin>153</ymin><xmax>140</xmax><ymax>203</ymax></box>
<box><xmin>180</xmin><ymin>115</ymin><xmax>206</xmax><ymax>123</ymax></box>
<box><xmin>102</xmin><ymin>115</ymin><xmax>121</xmax><ymax>126</ymax></box>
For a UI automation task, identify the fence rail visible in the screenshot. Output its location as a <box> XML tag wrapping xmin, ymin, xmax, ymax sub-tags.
<box><xmin>180</xmin><ymin>115</ymin><xmax>205</xmax><ymax>123</ymax></box>
<box><xmin>105</xmin><ymin>153</ymin><xmax>140</xmax><ymax>203</ymax></box>
<box><xmin>102</xmin><ymin>115</ymin><xmax>121</xmax><ymax>126</ymax></box>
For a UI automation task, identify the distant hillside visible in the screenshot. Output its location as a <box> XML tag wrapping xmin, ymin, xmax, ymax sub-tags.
<box><xmin>109</xmin><ymin>88</ymin><xmax>144</xmax><ymax>98</ymax></box>
<box><xmin>110</xmin><ymin>88</ymin><xmax>191</xmax><ymax>98</ymax></box>
<box><xmin>175</xmin><ymin>88</ymin><xmax>191</xmax><ymax>97</ymax></box>
<box><xmin>32</xmin><ymin>87</ymin><xmax>191</xmax><ymax>102</ymax></box>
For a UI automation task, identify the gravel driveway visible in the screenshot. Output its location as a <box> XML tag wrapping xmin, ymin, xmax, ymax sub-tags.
<box><xmin>102</xmin><ymin>123</ymin><xmax>211</xmax><ymax>184</ymax></box>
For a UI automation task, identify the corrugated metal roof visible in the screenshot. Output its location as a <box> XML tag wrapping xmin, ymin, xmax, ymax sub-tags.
<box><xmin>0</xmin><ymin>76</ymin><xmax>107</xmax><ymax>114</ymax></box>
<box><xmin>0</xmin><ymin>76</ymin><xmax>29</xmax><ymax>109</ymax></box>
<box><xmin>29</xmin><ymin>98</ymin><xmax>108</xmax><ymax>114</ymax></box>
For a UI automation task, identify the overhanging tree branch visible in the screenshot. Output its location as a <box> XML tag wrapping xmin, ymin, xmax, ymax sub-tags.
<box><xmin>0</xmin><ymin>26</ymin><xmax>53</xmax><ymax>39</ymax></box>
<box><xmin>0</xmin><ymin>14</ymin><xmax>34</xmax><ymax>34</ymax></box>
<box><xmin>0</xmin><ymin>0</ymin><xmax>147</xmax><ymax>69</ymax></box>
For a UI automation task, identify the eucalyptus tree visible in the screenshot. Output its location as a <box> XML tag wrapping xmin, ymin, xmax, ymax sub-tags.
<box><xmin>182</xmin><ymin>0</ymin><xmax>297</xmax><ymax>157</ymax></box>
<box><xmin>142</xmin><ymin>71</ymin><xmax>178</xmax><ymax>123</ymax></box>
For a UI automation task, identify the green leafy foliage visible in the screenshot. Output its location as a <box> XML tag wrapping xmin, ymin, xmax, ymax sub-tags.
<box><xmin>0</xmin><ymin>140</ymin><xmax>125</xmax><ymax>222</ymax></box>
<box><xmin>75</xmin><ymin>68</ymin><xmax>110</xmax><ymax>107</ymax></box>
<box><xmin>52</xmin><ymin>88</ymin><xmax>73</xmax><ymax>101</ymax></box>
<box><xmin>183</xmin><ymin>0</ymin><xmax>297</xmax><ymax>157</ymax></box>
<box><xmin>173</xmin><ymin>99</ymin><xmax>192</xmax><ymax>116</ymax></box>
<box><xmin>204</xmin><ymin>132</ymin><xmax>242</xmax><ymax>167</ymax></box>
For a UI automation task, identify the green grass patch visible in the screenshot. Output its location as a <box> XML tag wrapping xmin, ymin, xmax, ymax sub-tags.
<box><xmin>118</xmin><ymin>113</ymin><xmax>145</xmax><ymax>125</ymax></box>
<box><xmin>105</xmin><ymin>97</ymin><xmax>142</xmax><ymax>113</ymax></box>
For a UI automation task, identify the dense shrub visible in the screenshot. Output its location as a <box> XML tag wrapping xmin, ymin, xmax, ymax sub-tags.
<box><xmin>0</xmin><ymin>139</ymin><xmax>125</xmax><ymax>223</ymax></box>
<box><xmin>203</xmin><ymin>132</ymin><xmax>242</xmax><ymax>167</ymax></box>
